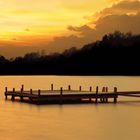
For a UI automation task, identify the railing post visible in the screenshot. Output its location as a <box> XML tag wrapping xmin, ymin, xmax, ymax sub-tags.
<box><xmin>102</xmin><ymin>87</ymin><xmax>105</xmax><ymax>92</ymax></box>
<box><xmin>13</xmin><ymin>88</ymin><xmax>15</xmax><ymax>93</ymax></box>
<box><xmin>114</xmin><ymin>87</ymin><xmax>117</xmax><ymax>103</ymax></box>
<box><xmin>68</xmin><ymin>85</ymin><xmax>71</xmax><ymax>91</ymax></box>
<box><xmin>106</xmin><ymin>87</ymin><xmax>108</xmax><ymax>92</ymax></box>
<box><xmin>89</xmin><ymin>86</ymin><xmax>92</xmax><ymax>92</ymax></box>
<box><xmin>5</xmin><ymin>87</ymin><xmax>8</xmax><ymax>93</ymax></box>
<box><xmin>30</xmin><ymin>89</ymin><xmax>33</xmax><ymax>94</ymax></box>
<box><xmin>51</xmin><ymin>84</ymin><xmax>53</xmax><ymax>91</ymax></box>
<box><xmin>21</xmin><ymin>85</ymin><xmax>24</xmax><ymax>92</ymax></box>
<box><xmin>5</xmin><ymin>87</ymin><xmax>8</xmax><ymax>100</ymax></box>
<box><xmin>79</xmin><ymin>86</ymin><xmax>82</xmax><ymax>92</ymax></box>
<box><xmin>114</xmin><ymin>87</ymin><xmax>117</xmax><ymax>93</ymax></box>
<box><xmin>95</xmin><ymin>86</ymin><xmax>98</xmax><ymax>103</ymax></box>
<box><xmin>38</xmin><ymin>89</ymin><xmax>41</xmax><ymax>96</ymax></box>
<box><xmin>96</xmin><ymin>86</ymin><xmax>99</xmax><ymax>94</ymax></box>
<box><xmin>60</xmin><ymin>87</ymin><xmax>63</xmax><ymax>96</ymax></box>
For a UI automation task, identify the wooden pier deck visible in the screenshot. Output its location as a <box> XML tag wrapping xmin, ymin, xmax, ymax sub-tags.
<box><xmin>4</xmin><ymin>85</ymin><xmax>140</xmax><ymax>104</ymax></box>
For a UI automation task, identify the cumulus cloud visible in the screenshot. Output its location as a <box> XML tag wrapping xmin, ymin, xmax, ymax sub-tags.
<box><xmin>45</xmin><ymin>0</ymin><xmax>140</xmax><ymax>54</ymax></box>
<box><xmin>92</xmin><ymin>0</ymin><xmax>140</xmax><ymax>22</ymax></box>
<box><xmin>48</xmin><ymin>0</ymin><xmax>140</xmax><ymax>50</ymax></box>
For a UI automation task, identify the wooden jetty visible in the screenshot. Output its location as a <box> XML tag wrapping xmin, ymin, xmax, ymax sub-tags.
<box><xmin>4</xmin><ymin>84</ymin><xmax>140</xmax><ymax>104</ymax></box>
<box><xmin>4</xmin><ymin>85</ymin><xmax>118</xmax><ymax>104</ymax></box>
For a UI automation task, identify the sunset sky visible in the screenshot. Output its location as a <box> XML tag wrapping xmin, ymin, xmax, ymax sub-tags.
<box><xmin>0</xmin><ymin>0</ymin><xmax>140</xmax><ymax>58</ymax></box>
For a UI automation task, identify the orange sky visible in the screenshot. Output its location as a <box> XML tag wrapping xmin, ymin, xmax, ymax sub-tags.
<box><xmin>0</xmin><ymin>0</ymin><xmax>114</xmax><ymax>46</ymax></box>
<box><xmin>1</xmin><ymin>0</ymin><xmax>140</xmax><ymax>58</ymax></box>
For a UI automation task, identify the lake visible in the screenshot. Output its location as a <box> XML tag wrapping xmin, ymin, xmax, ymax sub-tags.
<box><xmin>0</xmin><ymin>76</ymin><xmax>140</xmax><ymax>140</ymax></box>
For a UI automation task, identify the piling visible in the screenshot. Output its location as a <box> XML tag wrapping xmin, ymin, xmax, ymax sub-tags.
<box><xmin>105</xmin><ymin>98</ymin><xmax>108</xmax><ymax>103</ymax></box>
<box><xmin>100</xmin><ymin>98</ymin><xmax>103</xmax><ymax>102</ymax></box>
<box><xmin>11</xmin><ymin>89</ymin><xmax>15</xmax><ymax>101</ymax></box>
<box><xmin>12</xmin><ymin>88</ymin><xmax>15</xmax><ymax>100</ymax></box>
<box><xmin>11</xmin><ymin>95</ymin><xmax>15</xmax><ymax>101</ymax></box>
<box><xmin>114</xmin><ymin>97</ymin><xmax>117</xmax><ymax>103</ymax></box>
<box><xmin>20</xmin><ymin>96</ymin><xmax>23</xmax><ymax>101</ymax></box>
<box><xmin>60</xmin><ymin>87</ymin><xmax>63</xmax><ymax>104</ymax></box>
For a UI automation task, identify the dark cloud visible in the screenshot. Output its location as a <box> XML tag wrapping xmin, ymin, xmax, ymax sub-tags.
<box><xmin>67</xmin><ymin>25</ymin><xmax>95</xmax><ymax>37</ymax></box>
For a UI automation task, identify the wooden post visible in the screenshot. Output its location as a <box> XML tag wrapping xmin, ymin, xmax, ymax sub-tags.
<box><xmin>106</xmin><ymin>87</ymin><xmax>108</xmax><ymax>92</ymax></box>
<box><xmin>114</xmin><ymin>87</ymin><xmax>117</xmax><ymax>103</ymax></box>
<box><xmin>89</xmin><ymin>86</ymin><xmax>92</xmax><ymax>92</ymax></box>
<box><xmin>105</xmin><ymin>98</ymin><xmax>108</xmax><ymax>103</ymax></box>
<box><xmin>20</xmin><ymin>96</ymin><xmax>23</xmax><ymax>101</ymax></box>
<box><xmin>100</xmin><ymin>98</ymin><xmax>103</xmax><ymax>102</ymax></box>
<box><xmin>5</xmin><ymin>87</ymin><xmax>8</xmax><ymax>93</ymax></box>
<box><xmin>38</xmin><ymin>89</ymin><xmax>41</xmax><ymax>96</ymax></box>
<box><xmin>102</xmin><ymin>87</ymin><xmax>105</xmax><ymax>92</ymax></box>
<box><xmin>51</xmin><ymin>84</ymin><xmax>53</xmax><ymax>91</ymax></box>
<box><xmin>11</xmin><ymin>95</ymin><xmax>15</xmax><ymax>101</ymax></box>
<box><xmin>21</xmin><ymin>85</ymin><xmax>24</xmax><ymax>92</ymax></box>
<box><xmin>79</xmin><ymin>86</ymin><xmax>82</xmax><ymax>91</ymax></box>
<box><xmin>60</xmin><ymin>87</ymin><xmax>63</xmax><ymax>96</ymax></box>
<box><xmin>114</xmin><ymin>87</ymin><xmax>117</xmax><ymax>93</ymax></box>
<box><xmin>95</xmin><ymin>86</ymin><xmax>98</xmax><ymax>103</ymax></box>
<box><xmin>13</xmin><ymin>88</ymin><xmax>15</xmax><ymax>93</ymax></box>
<box><xmin>60</xmin><ymin>87</ymin><xmax>63</xmax><ymax>104</ymax></box>
<box><xmin>68</xmin><ymin>85</ymin><xmax>71</xmax><ymax>91</ymax></box>
<box><xmin>114</xmin><ymin>97</ymin><xmax>117</xmax><ymax>103</ymax></box>
<box><xmin>5</xmin><ymin>87</ymin><xmax>8</xmax><ymax>100</ymax></box>
<box><xmin>96</xmin><ymin>86</ymin><xmax>99</xmax><ymax>94</ymax></box>
<box><xmin>12</xmin><ymin>88</ymin><xmax>15</xmax><ymax>101</ymax></box>
<box><xmin>30</xmin><ymin>89</ymin><xmax>33</xmax><ymax>94</ymax></box>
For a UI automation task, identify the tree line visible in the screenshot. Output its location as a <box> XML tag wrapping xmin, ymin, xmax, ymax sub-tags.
<box><xmin>0</xmin><ymin>31</ymin><xmax>140</xmax><ymax>75</ymax></box>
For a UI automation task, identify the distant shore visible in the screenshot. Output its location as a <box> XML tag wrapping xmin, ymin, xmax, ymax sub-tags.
<box><xmin>0</xmin><ymin>32</ymin><xmax>140</xmax><ymax>76</ymax></box>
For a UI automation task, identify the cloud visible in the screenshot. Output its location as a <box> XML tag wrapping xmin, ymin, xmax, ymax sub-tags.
<box><xmin>24</xmin><ymin>28</ymin><xmax>30</xmax><ymax>32</ymax></box>
<box><xmin>67</xmin><ymin>25</ymin><xmax>95</xmax><ymax>36</ymax></box>
<box><xmin>92</xmin><ymin>0</ymin><xmax>140</xmax><ymax>21</ymax></box>
<box><xmin>1</xmin><ymin>0</ymin><xmax>140</xmax><ymax>58</ymax></box>
<box><xmin>45</xmin><ymin>0</ymin><xmax>140</xmax><ymax>53</ymax></box>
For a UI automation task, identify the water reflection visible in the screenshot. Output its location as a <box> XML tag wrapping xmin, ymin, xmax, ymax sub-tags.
<box><xmin>0</xmin><ymin>76</ymin><xmax>140</xmax><ymax>140</ymax></box>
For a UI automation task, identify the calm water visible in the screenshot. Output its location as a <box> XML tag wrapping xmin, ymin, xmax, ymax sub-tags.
<box><xmin>1</xmin><ymin>76</ymin><xmax>140</xmax><ymax>140</ymax></box>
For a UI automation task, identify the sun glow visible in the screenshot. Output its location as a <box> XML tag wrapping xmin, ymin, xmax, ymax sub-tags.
<box><xmin>0</xmin><ymin>0</ymin><xmax>111</xmax><ymax>46</ymax></box>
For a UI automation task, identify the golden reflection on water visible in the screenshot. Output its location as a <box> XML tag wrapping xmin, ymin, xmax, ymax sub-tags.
<box><xmin>0</xmin><ymin>76</ymin><xmax>140</xmax><ymax>140</ymax></box>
